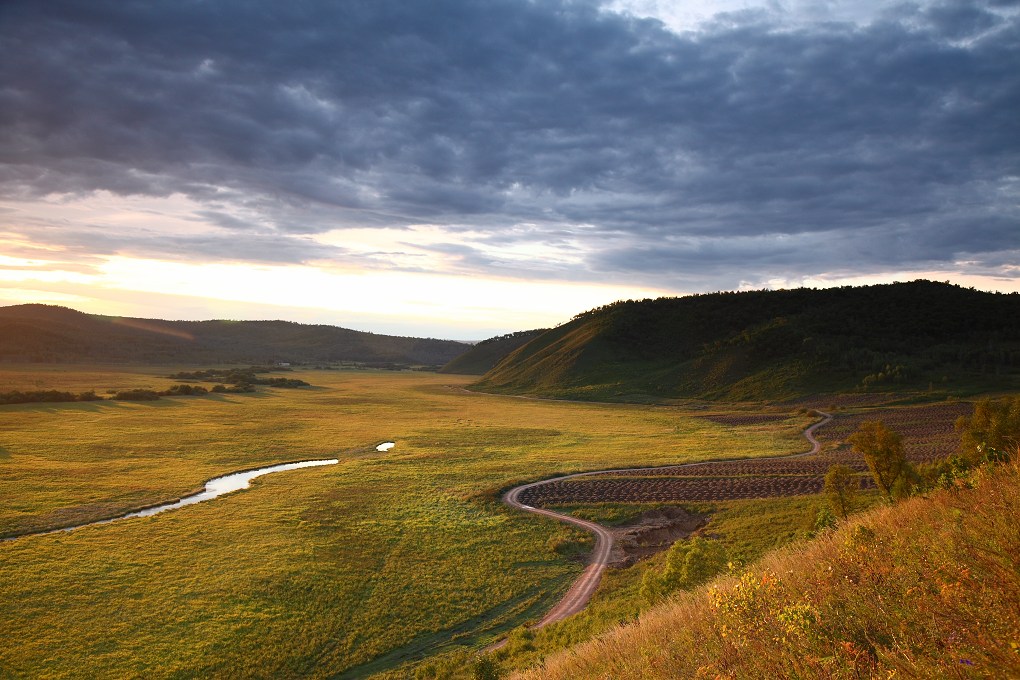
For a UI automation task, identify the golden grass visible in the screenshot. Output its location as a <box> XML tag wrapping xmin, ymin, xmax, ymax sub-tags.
<box><xmin>0</xmin><ymin>366</ymin><xmax>810</xmax><ymax>678</ymax></box>
<box><xmin>515</xmin><ymin>462</ymin><xmax>1020</xmax><ymax>679</ymax></box>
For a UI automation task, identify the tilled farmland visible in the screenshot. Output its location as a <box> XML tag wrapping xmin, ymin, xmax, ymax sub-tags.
<box><xmin>518</xmin><ymin>402</ymin><xmax>968</xmax><ymax>506</ymax></box>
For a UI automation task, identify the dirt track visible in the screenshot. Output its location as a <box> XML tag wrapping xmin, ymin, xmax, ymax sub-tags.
<box><xmin>500</xmin><ymin>410</ymin><xmax>832</xmax><ymax>631</ymax></box>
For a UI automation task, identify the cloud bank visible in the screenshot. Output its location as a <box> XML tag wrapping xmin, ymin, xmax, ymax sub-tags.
<box><xmin>1</xmin><ymin>0</ymin><xmax>1018</xmax><ymax>292</ymax></box>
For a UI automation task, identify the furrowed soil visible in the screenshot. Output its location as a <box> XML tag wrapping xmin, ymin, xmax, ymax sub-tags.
<box><xmin>0</xmin><ymin>366</ymin><xmax>813</xmax><ymax>678</ymax></box>
<box><xmin>518</xmin><ymin>402</ymin><xmax>969</xmax><ymax>507</ymax></box>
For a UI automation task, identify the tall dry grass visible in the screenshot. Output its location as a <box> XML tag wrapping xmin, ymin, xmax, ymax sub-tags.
<box><xmin>517</xmin><ymin>460</ymin><xmax>1020</xmax><ymax>679</ymax></box>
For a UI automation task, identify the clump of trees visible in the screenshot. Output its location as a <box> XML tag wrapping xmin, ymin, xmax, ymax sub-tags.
<box><xmin>0</xmin><ymin>390</ymin><xmax>103</xmax><ymax>405</ymax></box>
<box><xmin>210</xmin><ymin>383</ymin><xmax>256</xmax><ymax>394</ymax></box>
<box><xmin>112</xmin><ymin>385</ymin><xmax>213</xmax><ymax>401</ymax></box>
<box><xmin>168</xmin><ymin>367</ymin><xmax>309</xmax><ymax>388</ymax></box>
<box><xmin>641</xmin><ymin>536</ymin><xmax>729</xmax><ymax>604</ymax></box>
<box><xmin>0</xmin><ymin>372</ymin><xmax>295</xmax><ymax>407</ymax></box>
<box><xmin>161</xmin><ymin>384</ymin><xmax>208</xmax><ymax>396</ymax></box>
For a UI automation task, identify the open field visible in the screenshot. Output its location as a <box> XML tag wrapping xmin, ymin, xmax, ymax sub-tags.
<box><xmin>0</xmin><ymin>366</ymin><xmax>815</xmax><ymax>678</ymax></box>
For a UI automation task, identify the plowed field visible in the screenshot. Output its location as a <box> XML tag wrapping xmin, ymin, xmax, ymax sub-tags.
<box><xmin>519</xmin><ymin>402</ymin><xmax>968</xmax><ymax>506</ymax></box>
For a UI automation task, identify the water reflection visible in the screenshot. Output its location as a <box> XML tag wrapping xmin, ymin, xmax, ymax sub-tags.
<box><xmin>124</xmin><ymin>459</ymin><xmax>339</xmax><ymax>519</ymax></box>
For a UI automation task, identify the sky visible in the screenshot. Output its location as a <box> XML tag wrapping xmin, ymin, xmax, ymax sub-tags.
<box><xmin>1</xmin><ymin>0</ymin><xmax>1018</xmax><ymax>340</ymax></box>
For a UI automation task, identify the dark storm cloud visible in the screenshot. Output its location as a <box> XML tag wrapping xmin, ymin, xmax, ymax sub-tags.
<box><xmin>1</xmin><ymin>0</ymin><xmax>1017</xmax><ymax>284</ymax></box>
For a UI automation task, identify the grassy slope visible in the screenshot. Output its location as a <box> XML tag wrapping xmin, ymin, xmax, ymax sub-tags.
<box><xmin>476</xmin><ymin>281</ymin><xmax>1020</xmax><ymax>402</ymax></box>
<box><xmin>440</xmin><ymin>330</ymin><xmax>547</xmax><ymax>375</ymax></box>
<box><xmin>422</xmin><ymin>495</ymin><xmax>870</xmax><ymax>679</ymax></box>
<box><xmin>0</xmin><ymin>367</ymin><xmax>809</xmax><ymax>678</ymax></box>
<box><xmin>517</xmin><ymin>462</ymin><xmax>1020</xmax><ymax>679</ymax></box>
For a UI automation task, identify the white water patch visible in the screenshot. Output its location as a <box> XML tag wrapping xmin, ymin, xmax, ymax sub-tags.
<box><xmin>376</xmin><ymin>442</ymin><xmax>395</xmax><ymax>452</ymax></box>
<box><xmin>123</xmin><ymin>459</ymin><xmax>339</xmax><ymax>519</ymax></box>
<box><xmin>4</xmin><ymin>459</ymin><xmax>339</xmax><ymax>541</ymax></box>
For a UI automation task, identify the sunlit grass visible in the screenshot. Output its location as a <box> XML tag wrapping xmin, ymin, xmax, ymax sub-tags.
<box><xmin>428</xmin><ymin>494</ymin><xmax>879</xmax><ymax>678</ymax></box>
<box><xmin>0</xmin><ymin>366</ymin><xmax>809</xmax><ymax>677</ymax></box>
<box><xmin>515</xmin><ymin>462</ymin><xmax>1020</xmax><ymax>679</ymax></box>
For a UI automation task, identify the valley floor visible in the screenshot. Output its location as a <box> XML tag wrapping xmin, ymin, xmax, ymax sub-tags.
<box><xmin>0</xmin><ymin>365</ymin><xmax>810</xmax><ymax>678</ymax></box>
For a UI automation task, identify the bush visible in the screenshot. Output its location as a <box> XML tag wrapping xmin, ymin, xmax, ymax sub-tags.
<box><xmin>823</xmin><ymin>464</ymin><xmax>861</xmax><ymax>519</ymax></box>
<box><xmin>642</xmin><ymin>537</ymin><xmax>728</xmax><ymax>603</ymax></box>
<box><xmin>917</xmin><ymin>455</ymin><xmax>975</xmax><ymax>492</ymax></box>
<box><xmin>473</xmin><ymin>656</ymin><xmax>502</xmax><ymax>680</ymax></box>
<box><xmin>812</xmin><ymin>505</ymin><xmax>837</xmax><ymax>534</ymax></box>
<box><xmin>956</xmin><ymin>395</ymin><xmax>1020</xmax><ymax>464</ymax></box>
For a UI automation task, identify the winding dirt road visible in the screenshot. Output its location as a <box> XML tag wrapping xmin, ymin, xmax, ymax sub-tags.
<box><xmin>501</xmin><ymin>409</ymin><xmax>832</xmax><ymax>631</ymax></box>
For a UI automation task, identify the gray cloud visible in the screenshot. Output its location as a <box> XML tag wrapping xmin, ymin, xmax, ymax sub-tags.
<box><xmin>0</xmin><ymin>0</ymin><xmax>1017</xmax><ymax>287</ymax></box>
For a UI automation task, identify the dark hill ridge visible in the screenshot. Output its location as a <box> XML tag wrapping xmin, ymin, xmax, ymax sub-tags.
<box><xmin>439</xmin><ymin>328</ymin><xmax>547</xmax><ymax>375</ymax></box>
<box><xmin>474</xmin><ymin>281</ymin><xmax>1020</xmax><ymax>401</ymax></box>
<box><xmin>0</xmin><ymin>304</ymin><xmax>469</xmax><ymax>366</ymax></box>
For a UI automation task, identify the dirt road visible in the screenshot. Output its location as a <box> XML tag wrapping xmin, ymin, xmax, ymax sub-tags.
<box><xmin>500</xmin><ymin>409</ymin><xmax>832</xmax><ymax>631</ymax></box>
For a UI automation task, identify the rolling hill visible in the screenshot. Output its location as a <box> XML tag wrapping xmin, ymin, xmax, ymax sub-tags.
<box><xmin>0</xmin><ymin>304</ymin><xmax>469</xmax><ymax>366</ymax></box>
<box><xmin>474</xmin><ymin>281</ymin><xmax>1020</xmax><ymax>401</ymax></box>
<box><xmin>439</xmin><ymin>329</ymin><xmax>548</xmax><ymax>375</ymax></box>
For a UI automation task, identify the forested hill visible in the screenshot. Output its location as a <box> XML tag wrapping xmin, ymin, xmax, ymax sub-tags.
<box><xmin>474</xmin><ymin>281</ymin><xmax>1020</xmax><ymax>401</ymax></box>
<box><xmin>0</xmin><ymin>305</ymin><xmax>469</xmax><ymax>366</ymax></box>
<box><xmin>439</xmin><ymin>329</ymin><xmax>547</xmax><ymax>375</ymax></box>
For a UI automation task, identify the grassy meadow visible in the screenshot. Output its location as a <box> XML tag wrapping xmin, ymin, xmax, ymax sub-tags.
<box><xmin>0</xmin><ymin>366</ymin><xmax>813</xmax><ymax>678</ymax></box>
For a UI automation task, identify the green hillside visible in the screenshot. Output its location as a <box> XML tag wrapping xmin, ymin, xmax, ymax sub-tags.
<box><xmin>440</xmin><ymin>329</ymin><xmax>548</xmax><ymax>375</ymax></box>
<box><xmin>0</xmin><ymin>304</ymin><xmax>469</xmax><ymax>366</ymax></box>
<box><xmin>475</xmin><ymin>281</ymin><xmax>1020</xmax><ymax>401</ymax></box>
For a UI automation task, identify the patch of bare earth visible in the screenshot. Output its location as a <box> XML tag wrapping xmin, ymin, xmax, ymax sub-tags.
<box><xmin>608</xmin><ymin>507</ymin><xmax>708</xmax><ymax>567</ymax></box>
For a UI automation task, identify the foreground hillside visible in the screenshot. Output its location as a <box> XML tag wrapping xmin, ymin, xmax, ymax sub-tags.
<box><xmin>476</xmin><ymin>281</ymin><xmax>1020</xmax><ymax>401</ymax></box>
<box><xmin>0</xmin><ymin>304</ymin><xmax>468</xmax><ymax>366</ymax></box>
<box><xmin>518</xmin><ymin>460</ymin><xmax>1020</xmax><ymax>679</ymax></box>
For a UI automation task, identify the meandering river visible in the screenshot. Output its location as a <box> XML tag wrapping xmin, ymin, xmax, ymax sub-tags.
<box><xmin>5</xmin><ymin>458</ymin><xmax>340</xmax><ymax>541</ymax></box>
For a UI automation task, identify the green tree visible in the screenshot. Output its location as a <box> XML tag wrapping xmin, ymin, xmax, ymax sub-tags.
<box><xmin>956</xmin><ymin>395</ymin><xmax>1020</xmax><ymax>463</ymax></box>
<box><xmin>823</xmin><ymin>464</ymin><xmax>860</xmax><ymax>519</ymax></box>
<box><xmin>641</xmin><ymin>537</ymin><xmax>728</xmax><ymax>604</ymax></box>
<box><xmin>847</xmin><ymin>420</ymin><xmax>905</xmax><ymax>503</ymax></box>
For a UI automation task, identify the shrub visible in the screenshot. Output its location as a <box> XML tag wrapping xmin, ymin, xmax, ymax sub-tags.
<box><xmin>956</xmin><ymin>395</ymin><xmax>1020</xmax><ymax>464</ymax></box>
<box><xmin>642</xmin><ymin>537</ymin><xmax>728</xmax><ymax>604</ymax></box>
<box><xmin>823</xmin><ymin>464</ymin><xmax>861</xmax><ymax>519</ymax></box>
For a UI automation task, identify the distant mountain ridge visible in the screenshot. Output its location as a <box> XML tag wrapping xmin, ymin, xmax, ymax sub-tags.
<box><xmin>474</xmin><ymin>281</ymin><xmax>1020</xmax><ymax>401</ymax></box>
<box><xmin>0</xmin><ymin>305</ymin><xmax>469</xmax><ymax>366</ymax></box>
